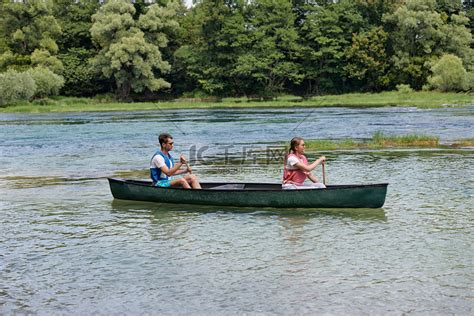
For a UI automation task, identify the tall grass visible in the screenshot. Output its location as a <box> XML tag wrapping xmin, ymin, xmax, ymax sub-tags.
<box><xmin>370</xmin><ymin>131</ymin><xmax>439</xmax><ymax>147</ymax></box>
<box><xmin>1</xmin><ymin>91</ymin><xmax>473</xmax><ymax>113</ymax></box>
<box><xmin>305</xmin><ymin>132</ymin><xmax>442</xmax><ymax>150</ymax></box>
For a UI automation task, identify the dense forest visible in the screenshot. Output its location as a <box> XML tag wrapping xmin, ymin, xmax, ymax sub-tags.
<box><xmin>0</xmin><ymin>0</ymin><xmax>472</xmax><ymax>104</ymax></box>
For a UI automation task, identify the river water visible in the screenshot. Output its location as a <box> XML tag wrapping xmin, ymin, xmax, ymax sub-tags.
<box><xmin>1</xmin><ymin>107</ymin><xmax>473</xmax><ymax>314</ymax></box>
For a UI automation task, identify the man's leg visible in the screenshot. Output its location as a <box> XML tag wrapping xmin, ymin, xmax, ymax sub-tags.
<box><xmin>170</xmin><ymin>178</ymin><xmax>191</xmax><ymax>189</ymax></box>
<box><xmin>183</xmin><ymin>175</ymin><xmax>201</xmax><ymax>189</ymax></box>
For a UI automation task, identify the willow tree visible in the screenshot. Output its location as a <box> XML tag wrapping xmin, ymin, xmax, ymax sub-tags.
<box><xmin>90</xmin><ymin>0</ymin><xmax>179</xmax><ymax>99</ymax></box>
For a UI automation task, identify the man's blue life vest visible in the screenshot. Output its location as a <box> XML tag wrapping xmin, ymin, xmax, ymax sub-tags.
<box><xmin>150</xmin><ymin>151</ymin><xmax>174</xmax><ymax>184</ymax></box>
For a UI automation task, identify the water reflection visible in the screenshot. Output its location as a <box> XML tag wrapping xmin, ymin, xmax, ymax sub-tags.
<box><xmin>110</xmin><ymin>200</ymin><xmax>386</xmax><ymax>221</ymax></box>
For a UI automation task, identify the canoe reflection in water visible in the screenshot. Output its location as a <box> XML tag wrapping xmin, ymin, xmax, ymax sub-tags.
<box><xmin>110</xmin><ymin>198</ymin><xmax>387</xmax><ymax>221</ymax></box>
<box><xmin>108</xmin><ymin>178</ymin><xmax>388</xmax><ymax>209</ymax></box>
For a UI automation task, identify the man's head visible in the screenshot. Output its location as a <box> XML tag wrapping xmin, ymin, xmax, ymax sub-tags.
<box><xmin>159</xmin><ymin>133</ymin><xmax>174</xmax><ymax>150</ymax></box>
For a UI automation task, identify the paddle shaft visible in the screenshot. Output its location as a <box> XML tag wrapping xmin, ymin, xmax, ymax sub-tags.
<box><xmin>322</xmin><ymin>161</ymin><xmax>326</xmax><ymax>185</ymax></box>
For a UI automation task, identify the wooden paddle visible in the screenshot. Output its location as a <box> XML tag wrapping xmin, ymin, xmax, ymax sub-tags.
<box><xmin>322</xmin><ymin>161</ymin><xmax>326</xmax><ymax>185</ymax></box>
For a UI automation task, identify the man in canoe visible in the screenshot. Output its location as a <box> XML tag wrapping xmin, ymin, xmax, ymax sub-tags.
<box><xmin>150</xmin><ymin>133</ymin><xmax>201</xmax><ymax>189</ymax></box>
<box><xmin>282</xmin><ymin>137</ymin><xmax>326</xmax><ymax>189</ymax></box>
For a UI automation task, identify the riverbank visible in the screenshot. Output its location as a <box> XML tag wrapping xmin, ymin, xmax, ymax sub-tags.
<box><xmin>1</xmin><ymin>91</ymin><xmax>472</xmax><ymax>113</ymax></box>
<box><xmin>305</xmin><ymin>133</ymin><xmax>474</xmax><ymax>150</ymax></box>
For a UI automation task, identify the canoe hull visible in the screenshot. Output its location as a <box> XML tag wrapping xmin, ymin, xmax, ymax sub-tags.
<box><xmin>108</xmin><ymin>179</ymin><xmax>388</xmax><ymax>208</ymax></box>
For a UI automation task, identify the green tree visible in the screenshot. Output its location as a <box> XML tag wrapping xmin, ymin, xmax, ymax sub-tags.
<box><xmin>0</xmin><ymin>0</ymin><xmax>62</xmax><ymax>73</ymax></box>
<box><xmin>298</xmin><ymin>0</ymin><xmax>365</xmax><ymax>94</ymax></box>
<box><xmin>160</xmin><ymin>1</ymin><xmax>195</xmax><ymax>97</ymax></box>
<box><xmin>435</xmin><ymin>0</ymin><xmax>462</xmax><ymax>15</ymax></box>
<box><xmin>384</xmin><ymin>0</ymin><xmax>472</xmax><ymax>89</ymax></box>
<box><xmin>53</xmin><ymin>0</ymin><xmax>100</xmax><ymax>51</ymax></box>
<box><xmin>462</xmin><ymin>0</ymin><xmax>473</xmax><ymax>33</ymax></box>
<box><xmin>439</xmin><ymin>12</ymin><xmax>473</xmax><ymax>71</ymax></box>
<box><xmin>427</xmin><ymin>54</ymin><xmax>470</xmax><ymax>91</ymax></box>
<box><xmin>355</xmin><ymin>0</ymin><xmax>404</xmax><ymax>26</ymax></box>
<box><xmin>234</xmin><ymin>0</ymin><xmax>303</xmax><ymax>96</ymax></box>
<box><xmin>53</xmin><ymin>0</ymin><xmax>109</xmax><ymax>96</ymax></box>
<box><xmin>90</xmin><ymin>0</ymin><xmax>179</xmax><ymax>99</ymax></box>
<box><xmin>175</xmin><ymin>0</ymin><xmax>249</xmax><ymax>96</ymax></box>
<box><xmin>345</xmin><ymin>26</ymin><xmax>390</xmax><ymax>91</ymax></box>
<box><xmin>59</xmin><ymin>48</ymin><xmax>111</xmax><ymax>96</ymax></box>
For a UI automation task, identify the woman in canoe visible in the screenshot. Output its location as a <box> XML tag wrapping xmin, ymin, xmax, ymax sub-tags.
<box><xmin>283</xmin><ymin>137</ymin><xmax>326</xmax><ymax>189</ymax></box>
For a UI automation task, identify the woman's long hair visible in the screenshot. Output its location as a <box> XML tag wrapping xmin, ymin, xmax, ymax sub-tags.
<box><xmin>289</xmin><ymin>137</ymin><xmax>304</xmax><ymax>154</ymax></box>
<box><xmin>284</xmin><ymin>137</ymin><xmax>304</xmax><ymax>166</ymax></box>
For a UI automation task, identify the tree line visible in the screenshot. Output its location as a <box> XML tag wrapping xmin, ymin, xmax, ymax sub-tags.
<box><xmin>0</xmin><ymin>0</ymin><xmax>472</xmax><ymax>104</ymax></box>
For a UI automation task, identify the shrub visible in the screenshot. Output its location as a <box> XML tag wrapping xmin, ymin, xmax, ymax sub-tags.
<box><xmin>0</xmin><ymin>69</ymin><xmax>36</xmax><ymax>106</ymax></box>
<box><xmin>427</xmin><ymin>54</ymin><xmax>469</xmax><ymax>91</ymax></box>
<box><xmin>28</xmin><ymin>67</ymin><xmax>65</xmax><ymax>98</ymax></box>
<box><xmin>396</xmin><ymin>84</ymin><xmax>413</xmax><ymax>93</ymax></box>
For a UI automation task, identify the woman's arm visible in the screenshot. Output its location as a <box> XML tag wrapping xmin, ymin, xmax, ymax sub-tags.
<box><xmin>294</xmin><ymin>156</ymin><xmax>326</xmax><ymax>172</ymax></box>
<box><xmin>307</xmin><ymin>173</ymin><xmax>319</xmax><ymax>183</ymax></box>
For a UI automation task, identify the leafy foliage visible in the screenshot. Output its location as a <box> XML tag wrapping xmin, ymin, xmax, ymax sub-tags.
<box><xmin>0</xmin><ymin>51</ymin><xmax>31</xmax><ymax>72</ymax></box>
<box><xmin>53</xmin><ymin>0</ymin><xmax>100</xmax><ymax>51</ymax></box>
<box><xmin>427</xmin><ymin>54</ymin><xmax>470</xmax><ymax>91</ymax></box>
<box><xmin>0</xmin><ymin>0</ymin><xmax>62</xmax><ymax>73</ymax></box>
<box><xmin>396</xmin><ymin>84</ymin><xmax>414</xmax><ymax>93</ymax></box>
<box><xmin>0</xmin><ymin>69</ymin><xmax>36</xmax><ymax>105</ymax></box>
<box><xmin>345</xmin><ymin>26</ymin><xmax>390</xmax><ymax>91</ymax></box>
<box><xmin>59</xmin><ymin>48</ymin><xmax>109</xmax><ymax>96</ymax></box>
<box><xmin>236</xmin><ymin>0</ymin><xmax>303</xmax><ymax>96</ymax></box>
<box><xmin>175</xmin><ymin>0</ymin><xmax>249</xmax><ymax>96</ymax></box>
<box><xmin>298</xmin><ymin>0</ymin><xmax>366</xmax><ymax>94</ymax></box>
<box><xmin>28</xmin><ymin>67</ymin><xmax>65</xmax><ymax>98</ymax></box>
<box><xmin>384</xmin><ymin>0</ymin><xmax>472</xmax><ymax>90</ymax></box>
<box><xmin>90</xmin><ymin>0</ymin><xmax>178</xmax><ymax>99</ymax></box>
<box><xmin>30</xmin><ymin>48</ymin><xmax>64</xmax><ymax>74</ymax></box>
<box><xmin>1</xmin><ymin>0</ymin><xmax>473</xmax><ymax>99</ymax></box>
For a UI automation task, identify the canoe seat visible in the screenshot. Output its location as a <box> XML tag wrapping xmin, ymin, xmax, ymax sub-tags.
<box><xmin>210</xmin><ymin>184</ymin><xmax>245</xmax><ymax>190</ymax></box>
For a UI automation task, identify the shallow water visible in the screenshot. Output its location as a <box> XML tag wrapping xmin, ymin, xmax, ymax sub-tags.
<box><xmin>1</xmin><ymin>107</ymin><xmax>473</xmax><ymax>314</ymax></box>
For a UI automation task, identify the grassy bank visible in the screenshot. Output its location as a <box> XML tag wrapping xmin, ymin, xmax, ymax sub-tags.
<box><xmin>1</xmin><ymin>91</ymin><xmax>472</xmax><ymax>113</ymax></box>
<box><xmin>305</xmin><ymin>133</ymin><xmax>474</xmax><ymax>150</ymax></box>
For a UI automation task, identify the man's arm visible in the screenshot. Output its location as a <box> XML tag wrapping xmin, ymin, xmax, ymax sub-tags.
<box><xmin>160</xmin><ymin>162</ymin><xmax>183</xmax><ymax>176</ymax></box>
<box><xmin>174</xmin><ymin>168</ymin><xmax>189</xmax><ymax>175</ymax></box>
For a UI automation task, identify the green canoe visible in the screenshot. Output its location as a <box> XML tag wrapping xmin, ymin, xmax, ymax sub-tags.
<box><xmin>108</xmin><ymin>178</ymin><xmax>388</xmax><ymax>208</ymax></box>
